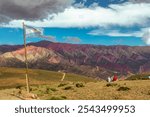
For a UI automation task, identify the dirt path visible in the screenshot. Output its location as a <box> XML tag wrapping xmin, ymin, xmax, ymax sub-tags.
<box><xmin>0</xmin><ymin>89</ymin><xmax>21</xmax><ymax>100</ymax></box>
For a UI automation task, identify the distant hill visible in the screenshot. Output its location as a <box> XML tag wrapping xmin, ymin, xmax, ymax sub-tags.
<box><xmin>0</xmin><ymin>40</ymin><xmax>150</xmax><ymax>79</ymax></box>
<box><xmin>0</xmin><ymin>44</ymin><xmax>23</xmax><ymax>54</ymax></box>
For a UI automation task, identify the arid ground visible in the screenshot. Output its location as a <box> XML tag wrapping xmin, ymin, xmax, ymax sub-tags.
<box><xmin>0</xmin><ymin>67</ymin><xmax>150</xmax><ymax>100</ymax></box>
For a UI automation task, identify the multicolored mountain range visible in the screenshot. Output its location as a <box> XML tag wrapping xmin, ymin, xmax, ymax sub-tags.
<box><xmin>0</xmin><ymin>41</ymin><xmax>150</xmax><ymax>79</ymax></box>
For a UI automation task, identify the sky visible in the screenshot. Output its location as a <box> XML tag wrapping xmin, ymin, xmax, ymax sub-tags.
<box><xmin>0</xmin><ymin>0</ymin><xmax>150</xmax><ymax>46</ymax></box>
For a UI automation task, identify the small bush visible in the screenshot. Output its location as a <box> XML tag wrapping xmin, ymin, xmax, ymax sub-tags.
<box><xmin>58</xmin><ymin>83</ymin><xmax>68</xmax><ymax>87</ymax></box>
<box><xmin>106</xmin><ymin>83</ymin><xmax>118</xmax><ymax>87</ymax></box>
<box><xmin>61</xmin><ymin>96</ymin><xmax>67</xmax><ymax>99</ymax></box>
<box><xmin>64</xmin><ymin>86</ymin><xmax>73</xmax><ymax>90</ymax></box>
<box><xmin>15</xmin><ymin>85</ymin><xmax>22</xmax><ymax>89</ymax></box>
<box><xmin>76</xmin><ymin>82</ymin><xmax>85</xmax><ymax>88</ymax></box>
<box><xmin>45</xmin><ymin>88</ymin><xmax>51</xmax><ymax>94</ymax></box>
<box><xmin>50</xmin><ymin>88</ymin><xmax>58</xmax><ymax>92</ymax></box>
<box><xmin>118</xmin><ymin>87</ymin><xmax>130</xmax><ymax>91</ymax></box>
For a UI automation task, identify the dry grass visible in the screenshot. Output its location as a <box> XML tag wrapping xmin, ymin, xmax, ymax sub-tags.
<box><xmin>6</xmin><ymin>80</ymin><xmax>149</xmax><ymax>100</ymax></box>
<box><xmin>0</xmin><ymin>67</ymin><xmax>150</xmax><ymax>100</ymax></box>
<box><xmin>0</xmin><ymin>67</ymin><xmax>95</xmax><ymax>90</ymax></box>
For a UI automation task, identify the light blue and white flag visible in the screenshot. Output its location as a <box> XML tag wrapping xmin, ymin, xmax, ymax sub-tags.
<box><xmin>24</xmin><ymin>25</ymin><xmax>57</xmax><ymax>42</ymax></box>
<box><xmin>24</xmin><ymin>25</ymin><xmax>44</xmax><ymax>38</ymax></box>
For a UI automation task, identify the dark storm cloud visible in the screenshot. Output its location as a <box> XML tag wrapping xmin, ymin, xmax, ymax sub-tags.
<box><xmin>0</xmin><ymin>0</ymin><xmax>74</xmax><ymax>23</ymax></box>
<box><xmin>129</xmin><ymin>0</ymin><xmax>150</xmax><ymax>3</ymax></box>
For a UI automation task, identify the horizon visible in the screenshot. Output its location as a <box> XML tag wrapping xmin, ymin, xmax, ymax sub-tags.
<box><xmin>0</xmin><ymin>40</ymin><xmax>149</xmax><ymax>47</ymax></box>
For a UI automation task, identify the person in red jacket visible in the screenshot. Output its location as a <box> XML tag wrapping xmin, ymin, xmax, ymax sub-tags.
<box><xmin>113</xmin><ymin>74</ymin><xmax>118</xmax><ymax>81</ymax></box>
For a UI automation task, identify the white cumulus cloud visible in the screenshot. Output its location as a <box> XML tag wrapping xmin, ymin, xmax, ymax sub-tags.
<box><xmin>3</xmin><ymin>2</ymin><xmax>150</xmax><ymax>28</ymax></box>
<box><xmin>88</xmin><ymin>27</ymin><xmax>150</xmax><ymax>45</ymax></box>
<box><xmin>88</xmin><ymin>28</ymin><xmax>143</xmax><ymax>37</ymax></box>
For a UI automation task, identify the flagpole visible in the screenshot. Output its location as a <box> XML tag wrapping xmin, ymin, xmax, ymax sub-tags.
<box><xmin>23</xmin><ymin>22</ymin><xmax>30</xmax><ymax>93</ymax></box>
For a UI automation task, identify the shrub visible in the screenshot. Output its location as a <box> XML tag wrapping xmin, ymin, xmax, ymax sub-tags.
<box><xmin>15</xmin><ymin>85</ymin><xmax>22</xmax><ymax>89</ymax></box>
<box><xmin>45</xmin><ymin>88</ymin><xmax>51</xmax><ymax>94</ymax></box>
<box><xmin>117</xmin><ymin>87</ymin><xmax>130</xmax><ymax>91</ymax></box>
<box><xmin>58</xmin><ymin>83</ymin><xmax>68</xmax><ymax>87</ymax></box>
<box><xmin>50</xmin><ymin>88</ymin><xmax>58</xmax><ymax>92</ymax></box>
<box><xmin>61</xmin><ymin>96</ymin><xmax>67</xmax><ymax>99</ymax></box>
<box><xmin>106</xmin><ymin>83</ymin><xmax>118</xmax><ymax>87</ymax></box>
<box><xmin>76</xmin><ymin>82</ymin><xmax>85</xmax><ymax>88</ymax></box>
<box><xmin>64</xmin><ymin>86</ymin><xmax>73</xmax><ymax>90</ymax></box>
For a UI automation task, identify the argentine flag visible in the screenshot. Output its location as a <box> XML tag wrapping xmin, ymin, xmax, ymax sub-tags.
<box><xmin>24</xmin><ymin>25</ymin><xmax>44</xmax><ymax>38</ymax></box>
<box><xmin>24</xmin><ymin>24</ymin><xmax>56</xmax><ymax>42</ymax></box>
